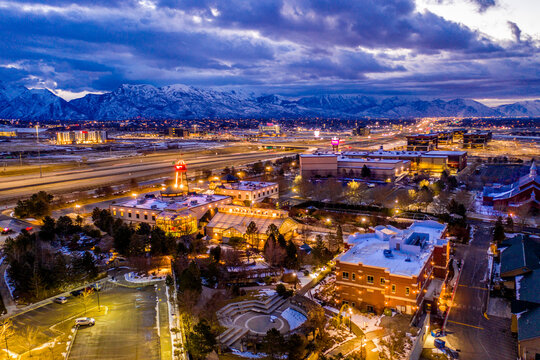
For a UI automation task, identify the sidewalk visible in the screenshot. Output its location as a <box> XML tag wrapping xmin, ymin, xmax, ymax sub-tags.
<box><xmin>155</xmin><ymin>283</ymin><xmax>172</xmax><ymax>360</ymax></box>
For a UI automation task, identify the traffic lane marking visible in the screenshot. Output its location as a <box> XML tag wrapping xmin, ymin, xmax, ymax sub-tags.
<box><xmin>448</xmin><ymin>320</ymin><xmax>484</xmax><ymax>330</ymax></box>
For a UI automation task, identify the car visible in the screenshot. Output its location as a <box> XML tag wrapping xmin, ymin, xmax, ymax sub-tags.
<box><xmin>54</xmin><ymin>296</ymin><xmax>68</xmax><ymax>304</ymax></box>
<box><xmin>269</xmin><ymin>316</ymin><xmax>277</xmax><ymax>323</ymax></box>
<box><xmin>75</xmin><ymin>317</ymin><xmax>95</xmax><ymax>326</ymax></box>
<box><xmin>71</xmin><ymin>289</ymin><xmax>83</xmax><ymax>297</ymax></box>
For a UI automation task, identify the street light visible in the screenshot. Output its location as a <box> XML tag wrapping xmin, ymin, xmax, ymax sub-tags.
<box><xmin>348</xmin><ymin>308</ymin><xmax>353</xmax><ymax>333</ymax></box>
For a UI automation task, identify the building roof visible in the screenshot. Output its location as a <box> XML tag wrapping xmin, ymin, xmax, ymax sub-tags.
<box><xmin>425</xmin><ymin>150</ymin><xmax>467</xmax><ymax>156</ymax></box>
<box><xmin>518</xmin><ymin>307</ymin><xmax>540</xmax><ymax>341</ymax></box>
<box><xmin>500</xmin><ymin>235</ymin><xmax>540</xmax><ymax>276</ymax></box>
<box><xmin>113</xmin><ymin>193</ymin><xmax>230</xmax><ymax>212</ymax></box>
<box><xmin>338</xmin><ymin>220</ymin><xmax>447</xmax><ymax>277</ymax></box>
<box><xmin>516</xmin><ymin>269</ymin><xmax>540</xmax><ymax>304</ymax></box>
<box><xmin>206</xmin><ymin>211</ymin><xmax>295</xmax><ymax>235</ymax></box>
<box><xmin>218</xmin><ymin>181</ymin><xmax>277</xmax><ymax>191</ymax></box>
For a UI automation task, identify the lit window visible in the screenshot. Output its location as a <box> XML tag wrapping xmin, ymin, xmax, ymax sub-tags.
<box><xmin>367</xmin><ymin>275</ymin><xmax>374</xmax><ymax>284</ymax></box>
<box><xmin>120</xmin><ymin>212</ymin><xmax>124</xmax><ymax>217</ymax></box>
<box><xmin>113</xmin><ymin>210</ymin><xmax>117</xmax><ymax>216</ymax></box>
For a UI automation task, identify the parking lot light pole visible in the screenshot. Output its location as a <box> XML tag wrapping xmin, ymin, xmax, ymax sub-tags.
<box><xmin>96</xmin><ymin>283</ymin><xmax>101</xmax><ymax>311</ymax></box>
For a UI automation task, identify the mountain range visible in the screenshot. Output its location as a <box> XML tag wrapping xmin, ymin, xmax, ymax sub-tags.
<box><xmin>1</xmin><ymin>81</ymin><xmax>539</xmax><ymax>120</ymax></box>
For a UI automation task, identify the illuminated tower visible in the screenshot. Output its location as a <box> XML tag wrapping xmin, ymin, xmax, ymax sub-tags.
<box><xmin>331</xmin><ymin>137</ymin><xmax>340</xmax><ymax>152</ymax></box>
<box><xmin>162</xmin><ymin>159</ymin><xmax>189</xmax><ymax>198</ymax></box>
<box><xmin>174</xmin><ymin>160</ymin><xmax>189</xmax><ymax>193</ymax></box>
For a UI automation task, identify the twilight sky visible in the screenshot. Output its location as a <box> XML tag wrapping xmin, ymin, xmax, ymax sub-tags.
<box><xmin>0</xmin><ymin>0</ymin><xmax>539</xmax><ymax>105</ymax></box>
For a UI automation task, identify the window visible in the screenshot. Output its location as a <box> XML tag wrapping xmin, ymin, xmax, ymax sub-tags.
<box><xmin>405</xmin><ymin>287</ymin><xmax>410</xmax><ymax>295</ymax></box>
<box><xmin>128</xmin><ymin>212</ymin><xmax>132</xmax><ymax>218</ymax></box>
<box><xmin>120</xmin><ymin>212</ymin><xmax>124</xmax><ymax>217</ymax></box>
<box><xmin>352</xmin><ymin>273</ymin><xmax>356</xmax><ymax>281</ymax></box>
<box><xmin>380</xmin><ymin>278</ymin><xmax>386</xmax><ymax>285</ymax></box>
<box><xmin>238</xmin><ymin>194</ymin><xmax>242</xmax><ymax>200</ymax></box>
<box><xmin>391</xmin><ymin>284</ymin><xmax>396</xmax><ymax>293</ymax></box>
<box><xmin>352</xmin><ymin>302</ymin><xmax>356</xmax><ymax>308</ymax></box>
<box><xmin>343</xmin><ymin>300</ymin><xmax>349</xmax><ymax>305</ymax></box>
<box><xmin>367</xmin><ymin>305</ymin><xmax>374</xmax><ymax>313</ymax></box>
<box><xmin>144</xmin><ymin>214</ymin><xmax>148</xmax><ymax>220</ymax></box>
<box><xmin>152</xmin><ymin>215</ymin><xmax>156</xmax><ymax>221</ymax></box>
<box><xmin>136</xmin><ymin>213</ymin><xmax>140</xmax><ymax>219</ymax></box>
<box><xmin>113</xmin><ymin>210</ymin><xmax>117</xmax><ymax>216</ymax></box>
<box><xmin>342</xmin><ymin>272</ymin><xmax>349</xmax><ymax>280</ymax></box>
<box><xmin>367</xmin><ymin>275</ymin><xmax>374</xmax><ymax>284</ymax></box>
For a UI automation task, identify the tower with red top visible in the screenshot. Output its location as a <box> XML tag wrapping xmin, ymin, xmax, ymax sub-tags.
<box><xmin>162</xmin><ymin>159</ymin><xmax>189</xmax><ymax>198</ymax></box>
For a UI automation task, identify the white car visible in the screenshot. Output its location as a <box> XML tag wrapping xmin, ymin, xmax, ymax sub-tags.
<box><xmin>75</xmin><ymin>317</ymin><xmax>95</xmax><ymax>326</ymax></box>
<box><xmin>54</xmin><ymin>296</ymin><xmax>68</xmax><ymax>304</ymax></box>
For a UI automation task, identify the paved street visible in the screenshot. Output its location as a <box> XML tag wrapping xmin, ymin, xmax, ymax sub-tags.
<box><xmin>445</xmin><ymin>224</ymin><xmax>517</xmax><ymax>360</ymax></box>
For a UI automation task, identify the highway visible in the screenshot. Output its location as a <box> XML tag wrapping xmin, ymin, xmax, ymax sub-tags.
<box><xmin>0</xmin><ymin>149</ymin><xmax>294</xmax><ymax>203</ymax></box>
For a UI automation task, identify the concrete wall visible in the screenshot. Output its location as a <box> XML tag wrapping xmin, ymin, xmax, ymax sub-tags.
<box><xmin>408</xmin><ymin>314</ymin><xmax>429</xmax><ymax>360</ymax></box>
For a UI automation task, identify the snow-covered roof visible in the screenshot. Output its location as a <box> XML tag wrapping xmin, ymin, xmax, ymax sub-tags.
<box><xmin>113</xmin><ymin>194</ymin><xmax>230</xmax><ymax>211</ymax></box>
<box><xmin>338</xmin><ymin>220</ymin><xmax>447</xmax><ymax>277</ymax></box>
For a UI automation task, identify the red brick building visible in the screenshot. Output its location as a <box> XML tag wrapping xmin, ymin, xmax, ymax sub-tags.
<box><xmin>335</xmin><ymin>221</ymin><xmax>449</xmax><ymax>315</ymax></box>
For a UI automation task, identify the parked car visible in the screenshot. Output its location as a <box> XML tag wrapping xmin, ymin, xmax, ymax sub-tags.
<box><xmin>70</xmin><ymin>289</ymin><xmax>83</xmax><ymax>297</ymax></box>
<box><xmin>75</xmin><ymin>317</ymin><xmax>95</xmax><ymax>326</ymax></box>
<box><xmin>54</xmin><ymin>296</ymin><xmax>68</xmax><ymax>304</ymax></box>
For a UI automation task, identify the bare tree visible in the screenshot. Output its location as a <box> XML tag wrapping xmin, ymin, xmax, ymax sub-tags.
<box><xmin>0</xmin><ymin>320</ymin><xmax>14</xmax><ymax>360</ymax></box>
<box><xmin>21</xmin><ymin>325</ymin><xmax>39</xmax><ymax>358</ymax></box>
<box><xmin>80</xmin><ymin>288</ymin><xmax>94</xmax><ymax>315</ymax></box>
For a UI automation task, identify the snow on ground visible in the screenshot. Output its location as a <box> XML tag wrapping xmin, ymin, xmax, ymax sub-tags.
<box><xmin>281</xmin><ymin>307</ymin><xmax>307</xmax><ymax>330</ymax></box>
<box><xmin>124</xmin><ymin>272</ymin><xmax>164</xmax><ymax>283</ymax></box>
<box><xmin>4</xmin><ymin>267</ymin><xmax>15</xmax><ymax>299</ymax></box>
<box><xmin>351</xmin><ymin>313</ymin><xmax>383</xmax><ymax>333</ymax></box>
<box><xmin>254</xmin><ymin>288</ymin><xmax>276</xmax><ymax>298</ymax></box>
<box><xmin>231</xmin><ymin>349</ymin><xmax>266</xmax><ymax>358</ymax></box>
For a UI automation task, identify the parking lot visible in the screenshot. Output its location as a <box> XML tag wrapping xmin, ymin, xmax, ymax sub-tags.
<box><xmin>4</xmin><ymin>282</ymin><xmax>164</xmax><ymax>360</ymax></box>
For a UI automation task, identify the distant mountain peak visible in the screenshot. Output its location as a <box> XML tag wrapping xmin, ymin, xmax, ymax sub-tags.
<box><xmin>1</xmin><ymin>82</ymin><xmax>539</xmax><ymax>120</ymax></box>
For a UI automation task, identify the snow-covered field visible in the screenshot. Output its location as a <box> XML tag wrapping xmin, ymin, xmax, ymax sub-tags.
<box><xmin>281</xmin><ymin>307</ymin><xmax>307</xmax><ymax>330</ymax></box>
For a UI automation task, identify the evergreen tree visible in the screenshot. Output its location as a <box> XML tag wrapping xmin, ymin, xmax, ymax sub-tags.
<box><xmin>262</xmin><ymin>328</ymin><xmax>285</xmax><ymax>360</ymax></box>
<box><xmin>493</xmin><ymin>216</ymin><xmax>506</xmax><ymax>244</ymax></box>
<box><xmin>39</xmin><ymin>216</ymin><xmax>56</xmax><ymax>242</ymax></box>
<box><xmin>361</xmin><ymin>165</ymin><xmax>371</xmax><ymax>178</ymax></box>
<box><xmin>179</xmin><ymin>261</ymin><xmax>202</xmax><ymax>293</ymax></box>
<box><xmin>285</xmin><ymin>240</ymin><xmax>298</xmax><ymax>269</ymax></box>
<box><xmin>186</xmin><ymin>320</ymin><xmax>216</xmax><ymax>360</ymax></box>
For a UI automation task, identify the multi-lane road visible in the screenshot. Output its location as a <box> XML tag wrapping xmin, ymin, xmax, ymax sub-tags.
<box><xmin>0</xmin><ymin>149</ymin><xmax>294</xmax><ymax>203</ymax></box>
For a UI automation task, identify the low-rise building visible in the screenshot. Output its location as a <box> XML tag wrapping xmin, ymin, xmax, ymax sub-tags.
<box><xmin>168</xmin><ymin>127</ymin><xmax>190</xmax><ymax>138</ymax></box>
<box><xmin>463</xmin><ymin>131</ymin><xmax>492</xmax><ymax>148</ymax></box>
<box><xmin>213</xmin><ymin>181</ymin><xmax>279</xmax><ymax>203</ymax></box>
<box><xmin>335</xmin><ymin>220</ymin><xmax>449</xmax><ymax>315</ymax></box>
<box><xmin>406</xmin><ymin>134</ymin><xmax>438</xmax><ymax>151</ymax></box>
<box><xmin>300</xmin><ymin>154</ymin><xmax>410</xmax><ymax>180</ymax></box>
<box><xmin>483</xmin><ymin>162</ymin><xmax>540</xmax><ymax>214</ymax></box>
<box><xmin>56</xmin><ymin>130</ymin><xmax>107</xmax><ymax>144</ymax></box>
<box><xmin>259</xmin><ymin>123</ymin><xmax>281</xmax><ymax>135</ymax></box>
<box><xmin>110</xmin><ymin>193</ymin><xmax>232</xmax><ymax>235</ymax></box>
<box><xmin>206</xmin><ymin>205</ymin><xmax>298</xmax><ymax>249</ymax></box>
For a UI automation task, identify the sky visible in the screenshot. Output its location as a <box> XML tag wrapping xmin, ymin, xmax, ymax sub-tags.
<box><xmin>0</xmin><ymin>0</ymin><xmax>539</xmax><ymax>105</ymax></box>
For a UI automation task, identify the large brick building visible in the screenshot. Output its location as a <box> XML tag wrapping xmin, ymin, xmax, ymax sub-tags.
<box><xmin>335</xmin><ymin>221</ymin><xmax>449</xmax><ymax>315</ymax></box>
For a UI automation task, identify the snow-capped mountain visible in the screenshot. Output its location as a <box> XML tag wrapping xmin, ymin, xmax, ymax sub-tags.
<box><xmin>1</xmin><ymin>81</ymin><xmax>539</xmax><ymax>120</ymax></box>
<box><xmin>496</xmin><ymin>100</ymin><xmax>540</xmax><ymax>117</ymax></box>
<box><xmin>0</xmin><ymin>82</ymin><xmax>84</xmax><ymax>120</ymax></box>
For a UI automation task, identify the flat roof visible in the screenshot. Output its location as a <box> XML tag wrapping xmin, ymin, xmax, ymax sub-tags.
<box><xmin>425</xmin><ymin>150</ymin><xmax>467</xmax><ymax>156</ymax></box>
<box><xmin>338</xmin><ymin>221</ymin><xmax>447</xmax><ymax>277</ymax></box>
<box><xmin>338</xmin><ymin>157</ymin><xmax>404</xmax><ymax>164</ymax></box>
<box><xmin>113</xmin><ymin>193</ymin><xmax>230</xmax><ymax>211</ymax></box>
<box><xmin>219</xmin><ymin>181</ymin><xmax>277</xmax><ymax>191</ymax></box>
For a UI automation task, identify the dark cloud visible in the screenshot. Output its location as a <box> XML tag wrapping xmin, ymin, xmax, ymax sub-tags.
<box><xmin>507</xmin><ymin>21</ymin><xmax>522</xmax><ymax>42</ymax></box>
<box><xmin>0</xmin><ymin>0</ymin><xmax>537</xmax><ymax>100</ymax></box>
